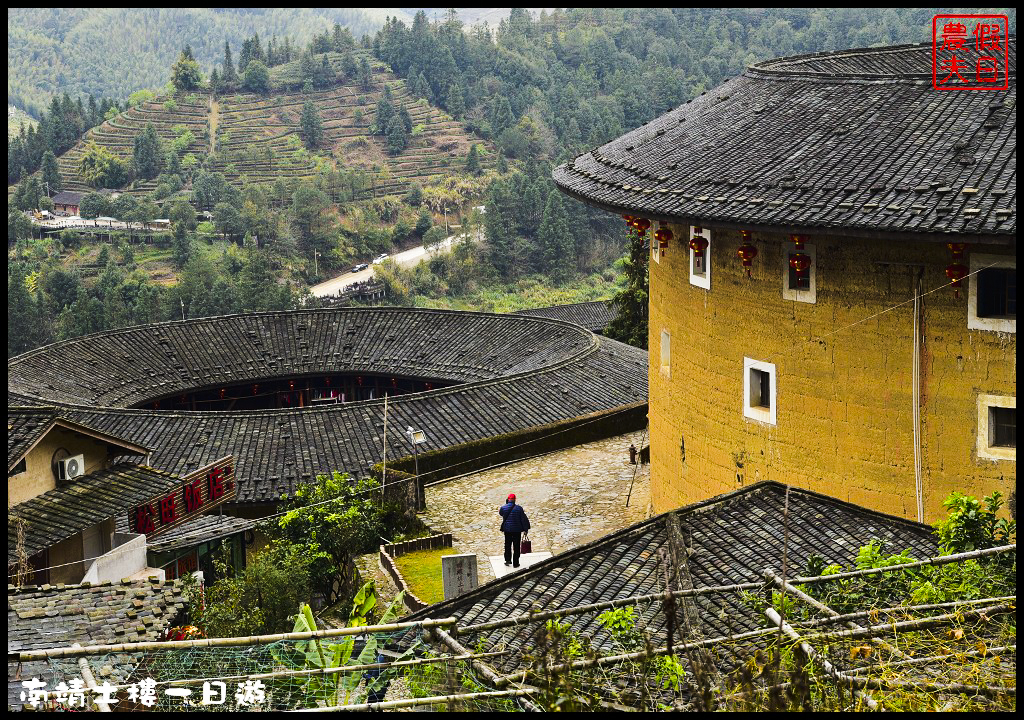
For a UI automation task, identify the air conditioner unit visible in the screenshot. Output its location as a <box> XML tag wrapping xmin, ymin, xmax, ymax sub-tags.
<box><xmin>59</xmin><ymin>454</ymin><xmax>86</xmax><ymax>482</ymax></box>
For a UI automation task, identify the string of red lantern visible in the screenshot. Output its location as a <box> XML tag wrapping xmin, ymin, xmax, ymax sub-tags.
<box><xmin>945</xmin><ymin>242</ymin><xmax>968</xmax><ymax>299</ymax></box>
<box><xmin>737</xmin><ymin>230</ymin><xmax>757</xmax><ymax>277</ymax></box>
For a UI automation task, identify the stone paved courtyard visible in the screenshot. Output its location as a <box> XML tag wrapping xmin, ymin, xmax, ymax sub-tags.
<box><xmin>421</xmin><ymin>430</ymin><xmax>651</xmax><ymax>583</ymax></box>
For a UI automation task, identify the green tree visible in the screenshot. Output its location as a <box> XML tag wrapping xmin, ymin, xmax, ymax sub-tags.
<box><xmin>299</xmin><ymin>101</ymin><xmax>324</xmax><ymax>149</ymax></box>
<box><xmin>79</xmin><ymin>192</ymin><xmax>111</xmax><ymax>219</ymax></box>
<box><xmin>415</xmin><ymin>207</ymin><xmax>432</xmax><ymax>236</ymax></box>
<box><xmin>465</xmin><ymin>143</ymin><xmax>481</xmax><ymax>175</ymax></box>
<box><xmin>213</xmin><ymin>201</ymin><xmax>245</xmax><ymax>241</ymax></box>
<box><xmin>170</xmin><ymin>48</ymin><xmax>202</xmax><ymax>92</ymax></box>
<box><xmin>385</xmin><ymin>115</ymin><xmax>408</xmax><ymax>155</ymax></box>
<box><xmin>222</xmin><ymin>40</ymin><xmax>238</xmax><ymax>85</ymax></box>
<box><xmin>132</xmin><ymin>124</ymin><xmax>163</xmax><ymax>180</ymax></box>
<box><xmin>242</xmin><ymin>60</ymin><xmax>271</xmax><ymax>94</ymax></box>
<box><xmin>605</xmin><ymin>227</ymin><xmax>649</xmax><ymax>349</ymax></box>
<box><xmin>41</xmin><ymin>151</ymin><xmax>62</xmax><ymax>195</ymax></box>
<box><xmin>538</xmin><ymin>190</ymin><xmax>574</xmax><ymax>282</ymax></box>
<box><xmin>79</xmin><ymin>142</ymin><xmax>129</xmax><ymax>189</ymax></box>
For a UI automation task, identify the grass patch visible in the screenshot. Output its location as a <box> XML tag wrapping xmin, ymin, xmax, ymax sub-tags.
<box><xmin>415</xmin><ymin>271</ymin><xmax>619</xmax><ymax>313</ymax></box>
<box><xmin>392</xmin><ymin>546</ymin><xmax>460</xmax><ymax>605</ymax></box>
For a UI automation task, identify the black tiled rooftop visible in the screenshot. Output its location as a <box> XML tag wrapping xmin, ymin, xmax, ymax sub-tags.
<box><xmin>513</xmin><ymin>300</ymin><xmax>617</xmax><ymax>333</ymax></box>
<box><xmin>7</xmin><ymin>408</ymin><xmax>56</xmax><ymax>470</ymax></box>
<box><xmin>8</xmin><ymin>463</ymin><xmax>183</xmax><ymax>564</ymax></box>
<box><xmin>9</xmin><ymin>309</ymin><xmax>648</xmax><ymax>503</ymax></box>
<box><xmin>408</xmin><ymin>482</ymin><xmax>938</xmax><ymax>678</ymax></box>
<box><xmin>554</xmin><ymin>40</ymin><xmax>1016</xmax><ymax>240</ymax></box>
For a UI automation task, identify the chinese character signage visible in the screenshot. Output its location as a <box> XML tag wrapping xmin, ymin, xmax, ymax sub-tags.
<box><xmin>932</xmin><ymin>14</ymin><xmax>1009</xmax><ymax>90</ymax></box>
<box><xmin>129</xmin><ymin>456</ymin><xmax>236</xmax><ymax>536</ymax></box>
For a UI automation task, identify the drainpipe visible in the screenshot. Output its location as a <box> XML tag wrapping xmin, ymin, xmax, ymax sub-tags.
<box><xmin>913</xmin><ymin>269</ymin><xmax>924</xmax><ymax>524</ymax></box>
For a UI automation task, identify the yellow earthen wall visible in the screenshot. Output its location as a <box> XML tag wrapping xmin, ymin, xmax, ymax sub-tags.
<box><xmin>649</xmin><ymin>223</ymin><xmax>1015</xmax><ymax>523</ymax></box>
<box><xmin>8</xmin><ymin>429</ymin><xmax>114</xmax><ymax>507</ymax></box>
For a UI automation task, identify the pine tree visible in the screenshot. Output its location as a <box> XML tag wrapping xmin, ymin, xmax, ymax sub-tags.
<box><xmin>223</xmin><ymin>41</ymin><xmax>238</xmax><ymax>84</ymax></box>
<box><xmin>538</xmin><ymin>191</ymin><xmax>573</xmax><ymax>281</ymax></box>
<box><xmin>41</xmin><ymin>151</ymin><xmax>61</xmax><ymax>195</ymax></box>
<box><xmin>210</xmin><ymin>67</ymin><xmax>221</xmax><ymax>95</ymax></box>
<box><xmin>299</xmin><ymin>101</ymin><xmax>324</xmax><ymax>149</ymax></box>
<box><xmin>374</xmin><ymin>86</ymin><xmax>394</xmax><ymax>135</ymax></box>
<box><xmin>465</xmin><ymin>144</ymin><xmax>481</xmax><ymax>175</ymax></box>
<box><xmin>445</xmin><ymin>84</ymin><xmax>465</xmax><ymax>118</ymax></box>
<box><xmin>358</xmin><ymin>57</ymin><xmax>373</xmax><ymax>91</ymax></box>
<box><xmin>605</xmin><ymin>227</ymin><xmax>650</xmax><ymax>349</ymax></box>
<box><xmin>242</xmin><ymin>61</ymin><xmax>271</xmax><ymax>94</ymax></box>
<box><xmin>133</xmin><ymin>124</ymin><xmax>163</xmax><ymax>180</ymax></box>
<box><xmin>386</xmin><ymin>115</ymin><xmax>408</xmax><ymax>155</ymax></box>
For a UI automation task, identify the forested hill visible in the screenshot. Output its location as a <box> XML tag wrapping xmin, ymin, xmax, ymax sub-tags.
<box><xmin>7</xmin><ymin>8</ymin><xmax>406</xmax><ymax>118</ymax></box>
<box><xmin>370</xmin><ymin>7</ymin><xmax>1017</xmax><ymax>167</ymax></box>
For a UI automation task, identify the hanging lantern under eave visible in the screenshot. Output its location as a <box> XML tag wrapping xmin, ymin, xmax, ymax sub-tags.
<box><xmin>689</xmin><ymin>235</ymin><xmax>709</xmax><ymax>259</ymax></box>
<box><xmin>947</xmin><ymin>242</ymin><xmax>967</xmax><ymax>258</ymax></box>
<box><xmin>634</xmin><ymin>218</ymin><xmax>651</xmax><ymax>235</ymax></box>
<box><xmin>654</xmin><ymin>227</ymin><xmax>673</xmax><ymax>255</ymax></box>
<box><xmin>737</xmin><ymin>231</ymin><xmax>757</xmax><ymax>277</ymax></box>
<box><xmin>945</xmin><ymin>262</ymin><xmax>969</xmax><ymax>299</ymax></box>
<box><xmin>789</xmin><ymin>252</ymin><xmax>811</xmax><ymax>279</ymax></box>
<box><xmin>790</xmin><ymin>233</ymin><xmax>806</xmax><ymax>251</ymax></box>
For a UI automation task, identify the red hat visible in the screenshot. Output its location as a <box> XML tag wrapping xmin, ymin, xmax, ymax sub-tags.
<box><xmin>507</xmin><ymin>493</ymin><xmax>516</xmax><ymax>502</ymax></box>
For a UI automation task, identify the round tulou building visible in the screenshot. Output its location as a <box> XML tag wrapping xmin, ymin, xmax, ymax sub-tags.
<box><xmin>8</xmin><ymin>308</ymin><xmax>648</xmax><ymax>513</ymax></box>
<box><xmin>554</xmin><ymin>39</ymin><xmax>1016</xmax><ymax>522</ymax></box>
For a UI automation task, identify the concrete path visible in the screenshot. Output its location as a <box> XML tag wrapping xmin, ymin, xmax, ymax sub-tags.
<box><xmin>488</xmin><ymin>552</ymin><xmax>553</xmax><ymax>579</ymax></box>
<box><xmin>421</xmin><ymin>430</ymin><xmax>651</xmax><ymax>583</ymax></box>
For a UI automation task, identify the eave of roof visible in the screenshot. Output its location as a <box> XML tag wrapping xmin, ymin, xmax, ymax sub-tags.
<box><xmin>553</xmin><ymin>39</ymin><xmax>1016</xmax><ymax>241</ymax></box>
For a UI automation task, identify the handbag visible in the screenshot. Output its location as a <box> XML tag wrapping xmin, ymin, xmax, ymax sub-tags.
<box><xmin>520</xmin><ymin>531</ymin><xmax>532</xmax><ymax>555</ymax></box>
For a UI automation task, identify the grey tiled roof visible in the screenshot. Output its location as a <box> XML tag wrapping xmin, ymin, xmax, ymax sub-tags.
<box><xmin>8</xmin><ymin>463</ymin><xmax>183</xmax><ymax>564</ymax></box>
<box><xmin>513</xmin><ymin>300</ymin><xmax>617</xmax><ymax>333</ymax></box>
<box><xmin>7</xmin><ymin>408</ymin><xmax>56</xmax><ymax>470</ymax></box>
<box><xmin>8</xmin><ymin>309</ymin><xmax>648</xmax><ymax>503</ymax></box>
<box><xmin>553</xmin><ymin>40</ymin><xmax>1016</xmax><ymax>240</ymax></box>
<box><xmin>50</xmin><ymin>190</ymin><xmax>85</xmax><ymax>206</ymax></box>
<box><xmin>8</xmin><ymin>578</ymin><xmax>185</xmax><ymax>711</ymax></box>
<box><xmin>407</xmin><ymin>482</ymin><xmax>938</xmax><ymax>679</ymax></box>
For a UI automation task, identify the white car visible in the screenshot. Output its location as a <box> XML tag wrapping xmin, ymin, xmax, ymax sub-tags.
<box><xmin>372</xmin><ymin>254</ymin><xmax>389</xmax><ymax>264</ymax></box>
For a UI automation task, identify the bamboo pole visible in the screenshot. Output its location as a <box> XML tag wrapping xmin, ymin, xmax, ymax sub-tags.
<box><xmin>800</xmin><ymin>604</ymin><xmax>1015</xmax><ymax>643</ymax></box>
<box><xmin>16</xmin><ymin>617</ymin><xmax>458</xmax><ymax>661</ymax></box>
<box><xmin>459</xmin><ymin>581</ymin><xmax>769</xmax><ymax>635</ymax></box>
<box><xmin>289</xmin><ymin>688</ymin><xmax>537</xmax><ymax>712</ymax></box>
<box><xmin>845</xmin><ymin>645</ymin><xmax>1016</xmax><ymax>676</ymax></box>
<box><xmin>90</xmin><ymin>651</ymin><xmax>511</xmax><ymax>693</ymax></box>
<box><xmin>790</xmin><ymin>544</ymin><xmax>1015</xmax><ymax>586</ymax></box>
<box><xmin>765</xmin><ymin>606</ymin><xmax>880</xmax><ymax>711</ymax></box>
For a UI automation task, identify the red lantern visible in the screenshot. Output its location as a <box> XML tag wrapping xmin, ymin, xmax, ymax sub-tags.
<box><xmin>789</xmin><ymin>252</ymin><xmax>811</xmax><ymax>279</ymax></box>
<box><xmin>219</xmin><ymin>388</ymin><xmax>226</xmax><ymax>399</ymax></box>
<box><xmin>946</xmin><ymin>262</ymin><xmax>969</xmax><ymax>298</ymax></box>
<box><xmin>737</xmin><ymin>230</ymin><xmax>757</xmax><ymax>277</ymax></box>
<box><xmin>945</xmin><ymin>243</ymin><xmax>969</xmax><ymax>298</ymax></box>
<box><xmin>689</xmin><ymin>227</ymin><xmax>708</xmax><ymax>258</ymax></box>
<box><xmin>790</xmin><ymin>233</ymin><xmax>806</xmax><ymax>251</ymax></box>
<box><xmin>654</xmin><ymin>227</ymin><xmax>673</xmax><ymax>255</ymax></box>
<box><xmin>622</xmin><ymin>214</ymin><xmax>635</xmax><ymax>224</ymax></box>
<box><xmin>634</xmin><ymin>218</ymin><xmax>651</xmax><ymax>235</ymax></box>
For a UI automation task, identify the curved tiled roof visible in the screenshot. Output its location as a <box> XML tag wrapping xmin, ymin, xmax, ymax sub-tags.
<box><xmin>513</xmin><ymin>300</ymin><xmax>616</xmax><ymax>333</ymax></box>
<box><xmin>9</xmin><ymin>309</ymin><xmax>648</xmax><ymax>503</ymax></box>
<box><xmin>553</xmin><ymin>40</ymin><xmax>1016</xmax><ymax>240</ymax></box>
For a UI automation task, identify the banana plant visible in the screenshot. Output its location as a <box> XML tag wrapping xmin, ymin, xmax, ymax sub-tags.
<box><xmin>273</xmin><ymin>581</ymin><xmax>410</xmax><ymax>707</ymax></box>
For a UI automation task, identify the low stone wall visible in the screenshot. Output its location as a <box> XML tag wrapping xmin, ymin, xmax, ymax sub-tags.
<box><xmin>378</xmin><ymin>533</ymin><xmax>453</xmax><ymax>612</ymax></box>
<box><xmin>388</xmin><ymin>402</ymin><xmax>648</xmax><ymax>487</ymax></box>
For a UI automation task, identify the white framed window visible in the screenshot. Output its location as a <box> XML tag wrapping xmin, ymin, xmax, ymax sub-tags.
<box><xmin>689</xmin><ymin>225</ymin><xmax>711</xmax><ymax>289</ymax></box>
<box><xmin>743</xmin><ymin>357</ymin><xmax>777</xmax><ymax>426</ymax></box>
<box><xmin>782</xmin><ymin>242</ymin><xmax>816</xmax><ymax>304</ymax></box>
<box><xmin>968</xmin><ymin>254</ymin><xmax>1015</xmax><ymax>333</ymax></box>
<box><xmin>977</xmin><ymin>394</ymin><xmax>1016</xmax><ymax>461</ymax></box>
<box><xmin>651</xmin><ymin>243</ymin><xmax>661</xmax><ymax>264</ymax></box>
<box><xmin>660</xmin><ymin>330</ymin><xmax>671</xmax><ymax>378</ymax></box>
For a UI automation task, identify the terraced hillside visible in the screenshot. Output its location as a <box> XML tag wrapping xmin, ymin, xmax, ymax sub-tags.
<box><xmin>48</xmin><ymin>53</ymin><xmax>495</xmax><ymax>200</ymax></box>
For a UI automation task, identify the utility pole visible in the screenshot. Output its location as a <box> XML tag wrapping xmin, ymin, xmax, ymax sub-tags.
<box><xmin>313</xmin><ymin>248</ymin><xmax>320</xmax><ymax>277</ymax></box>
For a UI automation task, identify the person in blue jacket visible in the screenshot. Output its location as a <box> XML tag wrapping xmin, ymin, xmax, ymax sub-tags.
<box><xmin>499</xmin><ymin>493</ymin><xmax>530</xmax><ymax>568</ymax></box>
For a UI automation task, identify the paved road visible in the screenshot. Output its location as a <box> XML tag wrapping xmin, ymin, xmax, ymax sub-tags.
<box><xmin>309</xmin><ymin>231</ymin><xmax>477</xmax><ymax>298</ymax></box>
